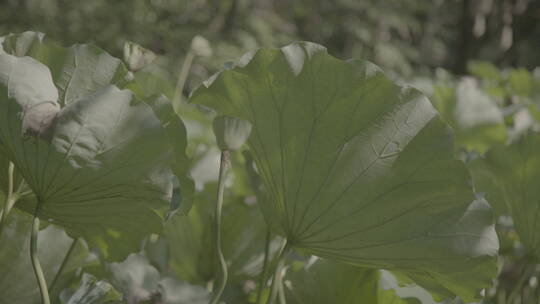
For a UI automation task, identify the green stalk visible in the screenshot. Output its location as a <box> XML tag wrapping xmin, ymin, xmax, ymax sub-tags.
<box><xmin>256</xmin><ymin>229</ymin><xmax>272</xmax><ymax>304</ymax></box>
<box><xmin>48</xmin><ymin>237</ymin><xmax>78</xmax><ymax>293</ymax></box>
<box><xmin>278</xmin><ymin>273</ymin><xmax>287</xmax><ymax>304</ymax></box>
<box><xmin>209</xmin><ymin>150</ymin><xmax>230</xmax><ymax>304</ymax></box>
<box><xmin>507</xmin><ymin>263</ymin><xmax>535</xmax><ymax>304</ymax></box>
<box><xmin>172</xmin><ymin>50</ymin><xmax>195</xmax><ymax>113</ymax></box>
<box><xmin>30</xmin><ymin>203</ymin><xmax>50</xmax><ymax>304</ymax></box>
<box><xmin>266</xmin><ymin>239</ymin><xmax>289</xmax><ymax>304</ymax></box>
<box><xmin>0</xmin><ymin>162</ymin><xmax>16</xmax><ymax>237</ymax></box>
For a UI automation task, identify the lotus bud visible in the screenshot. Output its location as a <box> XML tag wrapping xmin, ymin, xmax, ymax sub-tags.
<box><xmin>213</xmin><ymin>115</ymin><xmax>252</xmax><ymax>151</ymax></box>
<box><xmin>190</xmin><ymin>35</ymin><xmax>212</xmax><ymax>58</ymax></box>
<box><xmin>123</xmin><ymin>41</ymin><xmax>156</xmax><ymax>72</ymax></box>
<box><xmin>124</xmin><ymin>71</ymin><xmax>135</xmax><ymax>82</ymax></box>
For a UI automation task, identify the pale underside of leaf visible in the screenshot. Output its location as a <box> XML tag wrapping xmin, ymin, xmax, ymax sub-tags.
<box><xmin>0</xmin><ymin>31</ymin><xmax>194</xmax><ymax>216</ymax></box>
<box><xmin>0</xmin><ymin>53</ymin><xmax>175</xmax><ymax>260</ymax></box>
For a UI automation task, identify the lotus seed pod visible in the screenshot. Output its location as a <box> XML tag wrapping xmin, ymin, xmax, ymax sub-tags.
<box><xmin>213</xmin><ymin>115</ymin><xmax>252</xmax><ymax>151</ymax></box>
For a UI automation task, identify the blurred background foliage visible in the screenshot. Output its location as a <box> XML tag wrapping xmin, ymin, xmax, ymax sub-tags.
<box><xmin>2</xmin><ymin>0</ymin><xmax>540</xmax><ymax>303</ymax></box>
<box><xmin>2</xmin><ymin>0</ymin><xmax>540</xmax><ymax>80</ymax></box>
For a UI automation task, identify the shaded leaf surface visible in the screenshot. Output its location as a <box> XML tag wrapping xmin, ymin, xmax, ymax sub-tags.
<box><xmin>285</xmin><ymin>258</ymin><xmax>437</xmax><ymax>304</ymax></box>
<box><xmin>190</xmin><ymin>42</ymin><xmax>498</xmax><ymax>301</ymax></box>
<box><xmin>0</xmin><ymin>31</ymin><xmax>194</xmax><ymax>214</ymax></box>
<box><xmin>166</xmin><ymin>189</ymin><xmax>270</xmax><ymax>284</ymax></box>
<box><xmin>0</xmin><ymin>211</ymin><xmax>79</xmax><ymax>304</ymax></box>
<box><xmin>471</xmin><ymin>131</ymin><xmax>540</xmax><ymax>257</ymax></box>
<box><xmin>0</xmin><ymin>51</ymin><xmax>181</xmax><ymax>261</ymax></box>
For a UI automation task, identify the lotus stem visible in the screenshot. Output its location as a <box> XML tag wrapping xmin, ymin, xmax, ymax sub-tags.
<box><xmin>266</xmin><ymin>239</ymin><xmax>289</xmax><ymax>304</ymax></box>
<box><xmin>30</xmin><ymin>203</ymin><xmax>50</xmax><ymax>304</ymax></box>
<box><xmin>209</xmin><ymin>150</ymin><xmax>230</xmax><ymax>304</ymax></box>
<box><xmin>278</xmin><ymin>273</ymin><xmax>287</xmax><ymax>304</ymax></box>
<box><xmin>172</xmin><ymin>50</ymin><xmax>195</xmax><ymax>113</ymax></box>
<box><xmin>256</xmin><ymin>229</ymin><xmax>272</xmax><ymax>304</ymax></box>
<box><xmin>0</xmin><ymin>162</ymin><xmax>16</xmax><ymax>238</ymax></box>
<box><xmin>48</xmin><ymin>237</ymin><xmax>78</xmax><ymax>293</ymax></box>
<box><xmin>507</xmin><ymin>263</ymin><xmax>535</xmax><ymax>304</ymax></box>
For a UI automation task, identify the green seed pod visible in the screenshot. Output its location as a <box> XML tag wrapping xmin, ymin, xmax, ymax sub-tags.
<box><xmin>212</xmin><ymin>115</ymin><xmax>252</xmax><ymax>151</ymax></box>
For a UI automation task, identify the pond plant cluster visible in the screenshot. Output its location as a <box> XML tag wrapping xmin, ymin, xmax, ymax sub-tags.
<box><xmin>1</xmin><ymin>31</ymin><xmax>540</xmax><ymax>304</ymax></box>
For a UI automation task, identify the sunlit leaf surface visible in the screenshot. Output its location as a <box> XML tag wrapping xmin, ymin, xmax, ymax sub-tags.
<box><xmin>0</xmin><ymin>34</ymin><xmax>192</xmax><ymax>260</ymax></box>
<box><xmin>191</xmin><ymin>42</ymin><xmax>499</xmax><ymax>301</ymax></box>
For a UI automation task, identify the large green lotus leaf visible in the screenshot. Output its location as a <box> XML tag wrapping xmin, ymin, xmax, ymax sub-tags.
<box><xmin>432</xmin><ymin>78</ymin><xmax>506</xmax><ymax>153</ymax></box>
<box><xmin>0</xmin><ymin>32</ymin><xmax>194</xmax><ymax>215</ymax></box>
<box><xmin>165</xmin><ymin>188</ymin><xmax>269</xmax><ymax>284</ymax></box>
<box><xmin>190</xmin><ymin>42</ymin><xmax>498</xmax><ymax>301</ymax></box>
<box><xmin>470</xmin><ymin>131</ymin><xmax>540</xmax><ymax>257</ymax></box>
<box><xmin>285</xmin><ymin>258</ymin><xmax>438</xmax><ymax>304</ymax></box>
<box><xmin>0</xmin><ymin>53</ymin><xmax>180</xmax><ymax>261</ymax></box>
<box><xmin>0</xmin><ymin>210</ymin><xmax>82</xmax><ymax>304</ymax></box>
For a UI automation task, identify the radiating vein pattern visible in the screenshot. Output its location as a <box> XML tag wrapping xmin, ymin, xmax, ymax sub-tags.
<box><xmin>190</xmin><ymin>42</ymin><xmax>499</xmax><ymax>301</ymax></box>
<box><xmin>0</xmin><ymin>36</ymin><xmax>190</xmax><ymax>261</ymax></box>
